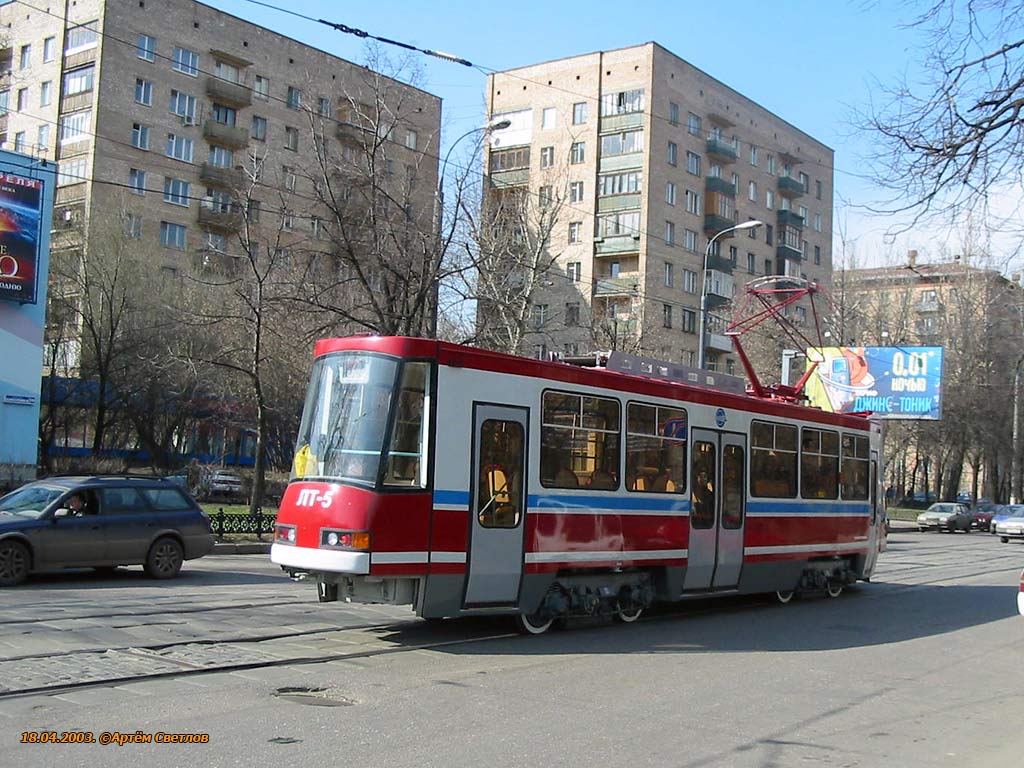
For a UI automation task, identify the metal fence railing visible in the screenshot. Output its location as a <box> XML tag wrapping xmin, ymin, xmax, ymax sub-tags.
<box><xmin>210</xmin><ymin>509</ymin><xmax>277</xmax><ymax>541</ymax></box>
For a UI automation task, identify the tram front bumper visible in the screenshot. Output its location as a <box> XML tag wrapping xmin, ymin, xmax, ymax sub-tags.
<box><xmin>270</xmin><ymin>543</ymin><xmax>370</xmax><ymax>575</ymax></box>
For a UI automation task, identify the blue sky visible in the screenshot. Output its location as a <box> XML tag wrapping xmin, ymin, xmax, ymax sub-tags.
<box><xmin>204</xmin><ymin>0</ymin><xmax>965</xmax><ymax>267</ymax></box>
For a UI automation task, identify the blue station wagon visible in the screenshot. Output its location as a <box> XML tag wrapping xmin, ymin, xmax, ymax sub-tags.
<box><xmin>0</xmin><ymin>476</ymin><xmax>215</xmax><ymax>586</ymax></box>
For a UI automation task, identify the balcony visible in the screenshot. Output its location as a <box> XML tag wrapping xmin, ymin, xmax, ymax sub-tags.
<box><xmin>198</xmin><ymin>204</ymin><xmax>243</xmax><ymax>232</ymax></box>
<box><xmin>706</xmin><ymin>136</ymin><xmax>738</xmax><ymax>163</ymax></box>
<box><xmin>706</xmin><ymin>253</ymin><xmax>734</xmax><ymax>274</ymax></box>
<box><xmin>599</xmin><ymin>111</ymin><xmax>644</xmax><ymax>133</ymax></box>
<box><xmin>203</xmin><ymin>120</ymin><xmax>250</xmax><ymax>149</ymax></box>
<box><xmin>776</xmin><ymin>243</ymin><xmax>803</xmax><ymax>261</ymax></box>
<box><xmin>595</xmin><ymin>235</ymin><xmax>641</xmax><ymax>257</ymax></box>
<box><xmin>705</xmin><ymin>332</ymin><xmax>733</xmax><ymax>353</ymax></box>
<box><xmin>594</xmin><ymin>274</ymin><xmax>640</xmax><ymax>297</ymax></box>
<box><xmin>705</xmin><ymin>176</ymin><xmax>736</xmax><ymax>197</ymax></box>
<box><xmin>193</xmin><ymin>250</ymin><xmax>243</xmax><ymax>277</ymax></box>
<box><xmin>199</xmin><ymin>162</ymin><xmax>244</xmax><ymax>189</ymax></box>
<box><xmin>777</xmin><ymin>175</ymin><xmax>805</xmax><ymax>198</ymax></box>
<box><xmin>777</xmin><ymin>209</ymin><xmax>805</xmax><ymax>229</ymax></box>
<box><xmin>597</xmin><ymin>194</ymin><xmax>641</xmax><ymax>213</ymax></box>
<box><xmin>205</xmin><ymin>76</ymin><xmax>252</xmax><ymax>108</ymax></box>
<box><xmin>917</xmin><ymin>298</ymin><xmax>941</xmax><ymax>313</ymax></box>
<box><xmin>704</xmin><ymin>212</ymin><xmax>737</xmax><ymax>236</ymax></box>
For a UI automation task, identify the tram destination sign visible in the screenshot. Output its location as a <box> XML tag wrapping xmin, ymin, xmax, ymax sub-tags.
<box><xmin>0</xmin><ymin>170</ymin><xmax>45</xmax><ymax>304</ymax></box>
<box><xmin>803</xmin><ymin>346</ymin><xmax>943</xmax><ymax>420</ymax></box>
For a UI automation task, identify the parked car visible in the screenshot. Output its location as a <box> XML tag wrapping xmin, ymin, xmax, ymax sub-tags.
<box><xmin>993</xmin><ymin>508</ymin><xmax>1024</xmax><ymax>543</ymax></box>
<box><xmin>916</xmin><ymin>502</ymin><xmax>973</xmax><ymax>533</ymax></box>
<box><xmin>207</xmin><ymin>470</ymin><xmax>244</xmax><ymax>501</ymax></box>
<box><xmin>0</xmin><ymin>476</ymin><xmax>214</xmax><ymax>586</ymax></box>
<box><xmin>972</xmin><ymin>503</ymin><xmax>1003</xmax><ymax>531</ymax></box>
<box><xmin>990</xmin><ymin>504</ymin><xmax>1024</xmax><ymax>534</ymax></box>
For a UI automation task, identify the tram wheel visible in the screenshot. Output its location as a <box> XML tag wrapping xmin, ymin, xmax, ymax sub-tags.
<box><xmin>613</xmin><ymin>606</ymin><xmax>643</xmax><ymax>623</ymax></box>
<box><xmin>514</xmin><ymin>612</ymin><xmax>555</xmax><ymax>635</ymax></box>
<box><xmin>826</xmin><ymin>582</ymin><xmax>844</xmax><ymax>598</ymax></box>
<box><xmin>776</xmin><ymin>590</ymin><xmax>796</xmax><ymax>604</ymax></box>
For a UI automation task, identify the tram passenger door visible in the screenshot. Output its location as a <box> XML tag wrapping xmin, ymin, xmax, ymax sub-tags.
<box><xmin>464</xmin><ymin>405</ymin><xmax>528</xmax><ymax>606</ymax></box>
<box><xmin>684</xmin><ymin>429</ymin><xmax>747</xmax><ymax>591</ymax></box>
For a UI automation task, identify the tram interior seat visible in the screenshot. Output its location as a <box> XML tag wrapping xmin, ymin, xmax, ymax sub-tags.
<box><xmin>588</xmin><ymin>469</ymin><xmax>617</xmax><ymax>489</ymax></box>
<box><xmin>651</xmin><ymin>473</ymin><xmax>676</xmax><ymax>493</ymax></box>
<box><xmin>482</xmin><ymin>465</ymin><xmax>519</xmax><ymax>527</ymax></box>
<box><xmin>554</xmin><ymin>467</ymin><xmax>579</xmax><ymax>487</ymax></box>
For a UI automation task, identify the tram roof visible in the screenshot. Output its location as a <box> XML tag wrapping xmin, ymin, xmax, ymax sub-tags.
<box><xmin>313</xmin><ymin>336</ymin><xmax>877</xmax><ymax>433</ymax></box>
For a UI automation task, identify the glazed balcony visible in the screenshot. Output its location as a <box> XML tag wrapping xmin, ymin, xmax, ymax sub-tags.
<box><xmin>594</xmin><ymin>274</ymin><xmax>640</xmax><ymax>297</ymax></box>
<box><xmin>706</xmin><ymin>136</ymin><xmax>738</xmax><ymax>163</ymax></box>
<box><xmin>705</xmin><ymin>176</ymin><xmax>736</xmax><ymax>197</ymax></box>
<box><xmin>594</xmin><ymin>234</ymin><xmax>641</xmax><ymax>256</ymax></box>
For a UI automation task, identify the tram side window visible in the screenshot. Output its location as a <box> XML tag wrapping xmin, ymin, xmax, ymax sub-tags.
<box><xmin>625</xmin><ymin>402</ymin><xmax>687</xmax><ymax>493</ymax></box>
<box><xmin>800</xmin><ymin>427</ymin><xmax>839</xmax><ymax>499</ymax></box>
<box><xmin>750</xmin><ymin>421</ymin><xmax>797</xmax><ymax>498</ymax></box>
<box><xmin>540</xmin><ymin>391</ymin><xmax>621</xmax><ymax>490</ymax></box>
<box><xmin>383</xmin><ymin>362</ymin><xmax>431</xmax><ymax>488</ymax></box>
<box><xmin>840</xmin><ymin>434</ymin><xmax>870</xmax><ymax>500</ymax></box>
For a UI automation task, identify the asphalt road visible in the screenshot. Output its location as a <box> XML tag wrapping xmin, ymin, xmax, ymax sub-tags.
<box><xmin>2</xmin><ymin>526</ymin><xmax>1023</xmax><ymax>767</ymax></box>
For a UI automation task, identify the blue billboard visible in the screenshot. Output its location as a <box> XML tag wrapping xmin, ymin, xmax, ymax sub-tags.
<box><xmin>804</xmin><ymin>346</ymin><xmax>944</xmax><ymax>420</ymax></box>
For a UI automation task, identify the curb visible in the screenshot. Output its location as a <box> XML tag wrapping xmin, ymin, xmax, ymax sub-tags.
<box><xmin>213</xmin><ymin>542</ymin><xmax>272</xmax><ymax>555</ymax></box>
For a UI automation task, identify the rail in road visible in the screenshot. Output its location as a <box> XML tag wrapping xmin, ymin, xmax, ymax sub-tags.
<box><xmin>0</xmin><ymin>529</ymin><xmax>1019</xmax><ymax>702</ymax></box>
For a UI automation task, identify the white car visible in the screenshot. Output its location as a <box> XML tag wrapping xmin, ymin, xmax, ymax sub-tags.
<box><xmin>994</xmin><ymin>512</ymin><xmax>1024</xmax><ymax>543</ymax></box>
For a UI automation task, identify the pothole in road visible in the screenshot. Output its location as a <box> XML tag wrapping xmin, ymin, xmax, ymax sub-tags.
<box><xmin>273</xmin><ymin>686</ymin><xmax>356</xmax><ymax>707</ymax></box>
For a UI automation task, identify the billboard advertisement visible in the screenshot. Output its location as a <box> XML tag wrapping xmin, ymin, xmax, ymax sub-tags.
<box><xmin>0</xmin><ymin>170</ymin><xmax>45</xmax><ymax>304</ymax></box>
<box><xmin>804</xmin><ymin>346</ymin><xmax>943</xmax><ymax>420</ymax></box>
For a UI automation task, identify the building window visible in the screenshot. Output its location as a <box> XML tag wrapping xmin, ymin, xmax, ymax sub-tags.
<box><xmin>570</xmin><ymin>181</ymin><xmax>584</xmax><ymax>203</ymax></box>
<box><xmin>251</xmin><ymin>115</ymin><xmax>267</xmax><ymax>141</ymax></box>
<box><xmin>540</xmin><ymin>146</ymin><xmax>554</xmax><ymax>168</ymax></box>
<box><xmin>685</xmin><ymin>188</ymin><xmax>700</xmax><ymax>215</ymax></box>
<box><xmin>682</xmin><ymin>309</ymin><xmax>696</xmax><ymax>334</ymax></box>
<box><xmin>665</xmin><ymin>220</ymin><xmax>675</xmax><ymax>246</ymax></box>
<box><xmin>254</xmin><ymin>75</ymin><xmax>269</xmax><ymax>100</ymax></box>
<box><xmin>285</xmin><ymin>126</ymin><xmax>299</xmax><ymax>151</ymax></box>
<box><xmin>666</xmin><ymin>182</ymin><xmax>677</xmax><ymax>205</ymax></box>
<box><xmin>814</xmin><ymin>212</ymin><xmax>823</xmax><ymax>232</ymax></box>
<box><xmin>601</xmin><ymin>130</ymin><xmax>644</xmax><ymax>156</ymax></box>
<box><xmin>135</xmin><ymin>78</ymin><xmax>153</xmax><ymax>106</ymax></box>
<box><xmin>668</xmin><ymin>101</ymin><xmax>679</xmax><ymax>126</ymax></box>
<box><xmin>287</xmin><ymin>86</ymin><xmax>302</xmax><ymax>109</ymax></box>
<box><xmin>59</xmin><ymin>110</ymin><xmax>91</xmax><ymax>145</ymax></box>
<box><xmin>131</xmin><ymin>122</ymin><xmax>149</xmax><ymax>150</ymax></box>
<box><xmin>489</xmin><ymin>146</ymin><xmax>530</xmax><ymax>172</ymax></box>
<box><xmin>572</xmin><ymin>102</ymin><xmax>587</xmax><ymax>124</ymax></box>
<box><xmin>212</xmin><ymin>103</ymin><xmax>236</xmax><ymax>126</ymax></box>
<box><xmin>129</xmin><ymin>168</ymin><xmax>146</xmax><ymax>194</ymax></box>
<box><xmin>747</xmin><ymin>180</ymin><xmax>757</xmax><ymax>201</ymax></box>
<box><xmin>683</xmin><ymin>269</ymin><xmax>697</xmax><ymax>293</ymax></box>
<box><xmin>212</xmin><ymin>59</ymin><xmax>240</xmax><ymax>84</ymax></box>
<box><xmin>64</xmin><ymin>65</ymin><xmax>95</xmax><ymax>95</ymax></box>
<box><xmin>663</xmin><ymin>304</ymin><xmax>673</xmax><ymax>328</ymax></box>
<box><xmin>19</xmin><ymin>45</ymin><xmax>30</xmax><ymax>70</ymax></box>
<box><xmin>37</xmin><ymin>124</ymin><xmax>49</xmax><ymax>150</ymax></box>
<box><xmin>816</xmin><ymin>179</ymin><xmax>823</xmax><ymax>199</ymax></box>
<box><xmin>124</xmin><ymin>213</ymin><xmax>142</xmax><ymax>239</ymax></box>
<box><xmin>281</xmin><ymin>211</ymin><xmax>294</xmax><ymax>231</ymax></box>
<box><xmin>683</xmin><ymin>230</ymin><xmax>698</xmax><ymax>253</ymax></box>
<box><xmin>667</xmin><ymin>141</ymin><xmax>677</xmax><ymax>166</ymax></box>
<box><xmin>16</xmin><ymin>88</ymin><xmax>27</xmax><ymax>111</ymax></box>
<box><xmin>749</xmin><ymin>145</ymin><xmax>758</xmax><ymax>165</ymax></box>
<box><xmin>765</xmin><ymin>224</ymin><xmax>773</xmax><ymax>246</ymax></box>
<box><xmin>568</xmin><ymin>221</ymin><xmax>582</xmax><ymax>243</ymax></box>
<box><xmin>162</xmin><ymin>177</ymin><xmax>190</xmax><ymax>206</ymax></box>
<box><xmin>58</xmin><ymin>158</ymin><xmax>88</xmax><ymax>186</ymax></box>
<box><xmin>39</xmin><ymin>81</ymin><xmax>52</xmax><ymax>107</ymax></box>
<box><xmin>404</xmin><ymin>129</ymin><xmax>417</xmax><ymax>150</ymax></box>
<box><xmin>65</xmin><ymin>23</ymin><xmax>98</xmax><ymax>54</ymax></box>
<box><xmin>0</xmin><ymin>90</ymin><xmax>9</xmax><ymax>117</ymax></box>
<box><xmin>538</xmin><ymin>185</ymin><xmax>553</xmax><ymax>208</ymax></box>
<box><xmin>600</xmin><ymin>89</ymin><xmax>644</xmax><ymax>115</ymax></box>
<box><xmin>168</xmin><ymin>90</ymin><xmax>196</xmax><ymax>121</ymax></box>
<box><xmin>567</xmin><ymin>262</ymin><xmax>581</xmax><ymax>282</ymax></box>
<box><xmin>314</xmin><ymin>97</ymin><xmax>330</xmax><ymax>118</ymax></box>
<box><xmin>765</xmin><ymin>258</ymin><xmax>773</xmax><ymax>275</ymax></box>
<box><xmin>172</xmin><ymin>47</ymin><xmax>199</xmax><ymax>76</ymax></box>
<box><xmin>13</xmin><ymin>131</ymin><xmax>26</xmax><ymax>153</ymax></box>
<box><xmin>159</xmin><ymin>221</ymin><xmax>187</xmax><ymax>250</ymax></box>
<box><xmin>208</xmin><ymin>146</ymin><xmax>233</xmax><ymax>167</ymax></box>
<box><xmin>138</xmin><ymin>34</ymin><xmax>155</xmax><ymax>61</ymax></box>
<box><xmin>799</xmin><ymin>171</ymin><xmax>809</xmax><ymax>192</ymax></box>
<box><xmin>532</xmin><ymin>303</ymin><xmax>549</xmax><ymax>329</ymax></box>
<box><xmin>570</xmin><ymin>141</ymin><xmax>585</xmax><ymax>164</ymax></box>
<box><xmin>598</xmin><ymin>211</ymin><xmax>640</xmax><ymax>237</ymax></box>
<box><xmin>686</xmin><ymin>151</ymin><xmax>701</xmax><ymax>176</ymax></box>
<box><xmin>542</xmin><ymin>106</ymin><xmax>556</xmax><ymax>129</ymax></box>
<box><xmin>814</xmin><ymin>245</ymin><xmax>821</xmax><ymax>265</ymax></box>
<box><xmin>165</xmin><ymin>133</ymin><xmax>194</xmax><ymax>162</ymax></box>
<box><xmin>664</xmin><ymin>261</ymin><xmax>674</xmax><ymax>287</ymax></box>
<box><xmin>687</xmin><ymin>112</ymin><xmax>701</xmax><ymax>136</ymax></box>
<box><xmin>729</xmin><ymin>245</ymin><xmax>738</xmax><ymax>265</ymax></box>
<box><xmin>43</xmin><ymin>37</ymin><xmax>56</xmax><ymax>63</ymax></box>
<box><xmin>565</xmin><ymin>302</ymin><xmax>580</xmax><ymax>327</ymax></box>
<box><xmin>767</xmin><ymin>154</ymin><xmax>775</xmax><ymax>175</ymax></box>
<box><xmin>766</xmin><ymin>189</ymin><xmax>775</xmax><ymax>210</ymax></box>
<box><xmin>283</xmin><ymin>166</ymin><xmax>296</xmax><ymax>191</ymax></box>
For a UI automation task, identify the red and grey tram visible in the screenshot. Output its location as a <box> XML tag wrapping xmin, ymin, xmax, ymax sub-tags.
<box><xmin>271</xmin><ymin>336</ymin><xmax>886</xmax><ymax>633</ymax></box>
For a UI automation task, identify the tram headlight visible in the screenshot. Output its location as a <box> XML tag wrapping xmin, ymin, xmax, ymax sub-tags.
<box><xmin>320</xmin><ymin>529</ymin><xmax>371</xmax><ymax>550</ymax></box>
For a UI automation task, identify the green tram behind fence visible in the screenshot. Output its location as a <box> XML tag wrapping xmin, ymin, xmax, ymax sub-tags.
<box><xmin>210</xmin><ymin>509</ymin><xmax>278</xmax><ymax>541</ymax></box>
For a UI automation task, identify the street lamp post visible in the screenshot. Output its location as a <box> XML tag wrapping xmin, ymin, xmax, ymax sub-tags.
<box><xmin>429</xmin><ymin>117</ymin><xmax>512</xmax><ymax>338</ymax></box>
<box><xmin>697</xmin><ymin>219</ymin><xmax>763</xmax><ymax>370</ymax></box>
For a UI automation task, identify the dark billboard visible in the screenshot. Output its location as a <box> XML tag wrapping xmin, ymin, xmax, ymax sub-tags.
<box><xmin>0</xmin><ymin>171</ymin><xmax>44</xmax><ymax>304</ymax></box>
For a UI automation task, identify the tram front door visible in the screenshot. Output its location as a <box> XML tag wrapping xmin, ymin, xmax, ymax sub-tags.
<box><xmin>464</xmin><ymin>405</ymin><xmax>528</xmax><ymax>606</ymax></box>
<box><xmin>683</xmin><ymin>429</ymin><xmax>747</xmax><ymax>591</ymax></box>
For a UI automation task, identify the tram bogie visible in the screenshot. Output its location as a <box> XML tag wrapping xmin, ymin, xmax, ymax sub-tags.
<box><xmin>271</xmin><ymin>336</ymin><xmax>887</xmax><ymax>632</ymax></box>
